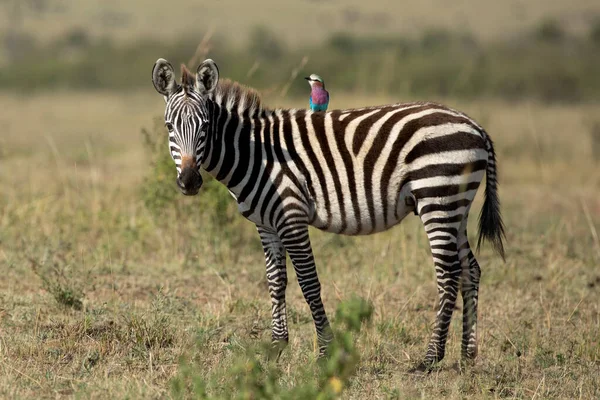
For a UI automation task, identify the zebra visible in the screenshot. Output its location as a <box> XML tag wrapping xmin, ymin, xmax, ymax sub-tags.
<box><xmin>151</xmin><ymin>58</ymin><xmax>505</xmax><ymax>370</ymax></box>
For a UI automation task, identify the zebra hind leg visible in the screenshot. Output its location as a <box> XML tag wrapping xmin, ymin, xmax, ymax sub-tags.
<box><xmin>458</xmin><ymin>223</ymin><xmax>481</xmax><ymax>363</ymax></box>
<box><xmin>412</xmin><ymin>210</ymin><xmax>462</xmax><ymax>372</ymax></box>
<box><xmin>257</xmin><ymin>227</ymin><xmax>289</xmax><ymax>360</ymax></box>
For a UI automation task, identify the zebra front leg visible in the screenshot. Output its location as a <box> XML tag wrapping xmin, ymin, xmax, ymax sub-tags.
<box><xmin>414</xmin><ymin>224</ymin><xmax>462</xmax><ymax>372</ymax></box>
<box><xmin>279</xmin><ymin>224</ymin><xmax>332</xmax><ymax>357</ymax></box>
<box><xmin>257</xmin><ymin>227</ymin><xmax>289</xmax><ymax>359</ymax></box>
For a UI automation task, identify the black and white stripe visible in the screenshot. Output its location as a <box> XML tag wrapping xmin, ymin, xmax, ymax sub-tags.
<box><xmin>152</xmin><ymin>59</ymin><xmax>505</xmax><ymax>369</ymax></box>
<box><xmin>165</xmin><ymin>89</ymin><xmax>209</xmax><ymax>175</ymax></box>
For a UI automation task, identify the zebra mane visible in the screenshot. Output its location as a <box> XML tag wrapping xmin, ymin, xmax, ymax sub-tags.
<box><xmin>180</xmin><ymin>64</ymin><xmax>196</xmax><ymax>96</ymax></box>
<box><xmin>211</xmin><ymin>79</ymin><xmax>263</xmax><ymax>115</ymax></box>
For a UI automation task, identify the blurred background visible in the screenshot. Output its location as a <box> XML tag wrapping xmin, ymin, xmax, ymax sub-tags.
<box><xmin>1</xmin><ymin>1</ymin><xmax>600</xmax><ymax>398</ymax></box>
<box><xmin>1</xmin><ymin>0</ymin><xmax>600</xmax><ymax>99</ymax></box>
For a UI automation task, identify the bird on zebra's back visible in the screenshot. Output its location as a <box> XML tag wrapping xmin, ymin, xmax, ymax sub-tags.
<box><xmin>305</xmin><ymin>74</ymin><xmax>329</xmax><ymax>112</ymax></box>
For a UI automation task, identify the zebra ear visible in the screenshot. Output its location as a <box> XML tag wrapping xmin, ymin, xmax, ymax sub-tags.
<box><xmin>196</xmin><ymin>59</ymin><xmax>219</xmax><ymax>95</ymax></box>
<box><xmin>152</xmin><ymin>58</ymin><xmax>178</xmax><ymax>97</ymax></box>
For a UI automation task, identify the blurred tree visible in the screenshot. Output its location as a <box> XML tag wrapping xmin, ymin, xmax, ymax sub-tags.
<box><xmin>63</xmin><ymin>28</ymin><xmax>90</xmax><ymax>49</ymax></box>
<box><xmin>3</xmin><ymin>31</ymin><xmax>36</xmax><ymax>61</ymax></box>
<box><xmin>534</xmin><ymin>19</ymin><xmax>565</xmax><ymax>43</ymax></box>
<box><xmin>248</xmin><ymin>26</ymin><xmax>284</xmax><ymax>61</ymax></box>
<box><xmin>590</xmin><ymin>18</ymin><xmax>600</xmax><ymax>45</ymax></box>
<box><xmin>1</xmin><ymin>0</ymin><xmax>54</xmax><ymax>61</ymax></box>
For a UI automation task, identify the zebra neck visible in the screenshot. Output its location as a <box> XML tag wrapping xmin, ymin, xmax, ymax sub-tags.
<box><xmin>201</xmin><ymin>103</ymin><xmax>273</xmax><ymax>195</ymax></box>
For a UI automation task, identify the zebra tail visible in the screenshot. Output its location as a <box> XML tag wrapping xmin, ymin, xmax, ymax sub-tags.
<box><xmin>476</xmin><ymin>133</ymin><xmax>506</xmax><ymax>261</ymax></box>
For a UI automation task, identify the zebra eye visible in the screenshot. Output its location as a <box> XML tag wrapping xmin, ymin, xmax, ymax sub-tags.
<box><xmin>165</xmin><ymin>122</ymin><xmax>174</xmax><ymax>132</ymax></box>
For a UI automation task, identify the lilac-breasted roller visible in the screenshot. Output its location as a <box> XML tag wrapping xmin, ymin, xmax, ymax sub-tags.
<box><xmin>305</xmin><ymin>74</ymin><xmax>329</xmax><ymax>112</ymax></box>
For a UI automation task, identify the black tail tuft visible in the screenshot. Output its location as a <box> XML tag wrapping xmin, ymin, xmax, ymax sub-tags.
<box><xmin>477</xmin><ymin>134</ymin><xmax>506</xmax><ymax>261</ymax></box>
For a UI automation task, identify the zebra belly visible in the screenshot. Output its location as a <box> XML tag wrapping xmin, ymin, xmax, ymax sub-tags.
<box><xmin>306</xmin><ymin>146</ymin><xmax>487</xmax><ymax>236</ymax></box>
<box><xmin>308</xmin><ymin>183</ymin><xmax>415</xmax><ymax>236</ymax></box>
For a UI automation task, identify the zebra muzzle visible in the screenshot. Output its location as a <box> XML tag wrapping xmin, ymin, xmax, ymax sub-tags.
<box><xmin>177</xmin><ymin>168</ymin><xmax>203</xmax><ymax>196</ymax></box>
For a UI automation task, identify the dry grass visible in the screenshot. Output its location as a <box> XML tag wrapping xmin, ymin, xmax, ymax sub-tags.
<box><xmin>0</xmin><ymin>91</ymin><xmax>599</xmax><ymax>398</ymax></box>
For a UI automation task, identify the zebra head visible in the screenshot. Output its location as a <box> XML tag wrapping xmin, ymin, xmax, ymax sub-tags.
<box><xmin>151</xmin><ymin>58</ymin><xmax>219</xmax><ymax>196</ymax></box>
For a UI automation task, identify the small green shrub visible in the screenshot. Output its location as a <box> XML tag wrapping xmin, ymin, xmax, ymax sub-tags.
<box><xmin>30</xmin><ymin>242</ymin><xmax>88</xmax><ymax>310</ymax></box>
<box><xmin>139</xmin><ymin>116</ymin><xmax>252</xmax><ymax>265</ymax></box>
<box><xmin>139</xmin><ymin>117</ymin><xmax>237</xmax><ymax>229</ymax></box>
<box><xmin>122</xmin><ymin>311</ymin><xmax>174</xmax><ymax>350</ymax></box>
<box><xmin>140</xmin><ymin>117</ymin><xmax>179</xmax><ymax>215</ymax></box>
<box><xmin>171</xmin><ymin>297</ymin><xmax>374</xmax><ymax>399</ymax></box>
<box><xmin>118</xmin><ymin>294</ymin><xmax>176</xmax><ymax>364</ymax></box>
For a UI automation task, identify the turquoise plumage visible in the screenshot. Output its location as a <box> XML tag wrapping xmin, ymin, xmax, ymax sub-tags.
<box><xmin>309</xmin><ymin>96</ymin><xmax>329</xmax><ymax>112</ymax></box>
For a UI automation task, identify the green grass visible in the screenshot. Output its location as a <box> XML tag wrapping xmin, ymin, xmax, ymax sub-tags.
<box><xmin>0</xmin><ymin>92</ymin><xmax>599</xmax><ymax>398</ymax></box>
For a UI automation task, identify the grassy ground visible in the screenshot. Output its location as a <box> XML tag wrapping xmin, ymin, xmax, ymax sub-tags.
<box><xmin>1</xmin><ymin>91</ymin><xmax>599</xmax><ymax>398</ymax></box>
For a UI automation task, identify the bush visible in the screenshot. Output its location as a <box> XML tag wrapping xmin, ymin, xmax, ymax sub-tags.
<box><xmin>590</xmin><ymin>19</ymin><xmax>600</xmax><ymax>45</ymax></box>
<box><xmin>140</xmin><ymin>117</ymin><xmax>235</xmax><ymax>226</ymax></box>
<box><xmin>121</xmin><ymin>296</ymin><xmax>175</xmax><ymax>354</ymax></box>
<box><xmin>170</xmin><ymin>297</ymin><xmax>374</xmax><ymax>399</ymax></box>
<box><xmin>140</xmin><ymin>117</ymin><xmax>180</xmax><ymax>216</ymax></box>
<box><xmin>139</xmin><ymin>116</ymin><xmax>244</xmax><ymax>256</ymax></box>
<box><xmin>30</xmin><ymin>241</ymin><xmax>89</xmax><ymax>310</ymax></box>
<box><xmin>533</xmin><ymin>19</ymin><xmax>565</xmax><ymax>43</ymax></box>
<box><xmin>248</xmin><ymin>26</ymin><xmax>285</xmax><ymax>61</ymax></box>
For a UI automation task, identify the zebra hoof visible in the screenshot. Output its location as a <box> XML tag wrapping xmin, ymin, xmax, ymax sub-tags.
<box><xmin>458</xmin><ymin>357</ymin><xmax>476</xmax><ymax>374</ymax></box>
<box><xmin>461</xmin><ymin>348</ymin><xmax>478</xmax><ymax>362</ymax></box>
<box><xmin>317</xmin><ymin>347</ymin><xmax>330</xmax><ymax>360</ymax></box>
<box><xmin>267</xmin><ymin>339</ymin><xmax>288</xmax><ymax>362</ymax></box>
<box><xmin>408</xmin><ymin>360</ymin><xmax>436</xmax><ymax>374</ymax></box>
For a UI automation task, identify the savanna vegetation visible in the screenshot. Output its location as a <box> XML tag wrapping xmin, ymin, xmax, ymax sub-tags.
<box><xmin>2</xmin><ymin>20</ymin><xmax>600</xmax><ymax>103</ymax></box>
<box><xmin>1</xmin><ymin>0</ymin><xmax>600</xmax><ymax>398</ymax></box>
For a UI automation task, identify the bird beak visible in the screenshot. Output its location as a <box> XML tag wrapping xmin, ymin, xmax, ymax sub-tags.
<box><xmin>304</xmin><ymin>77</ymin><xmax>311</xmax><ymax>81</ymax></box>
